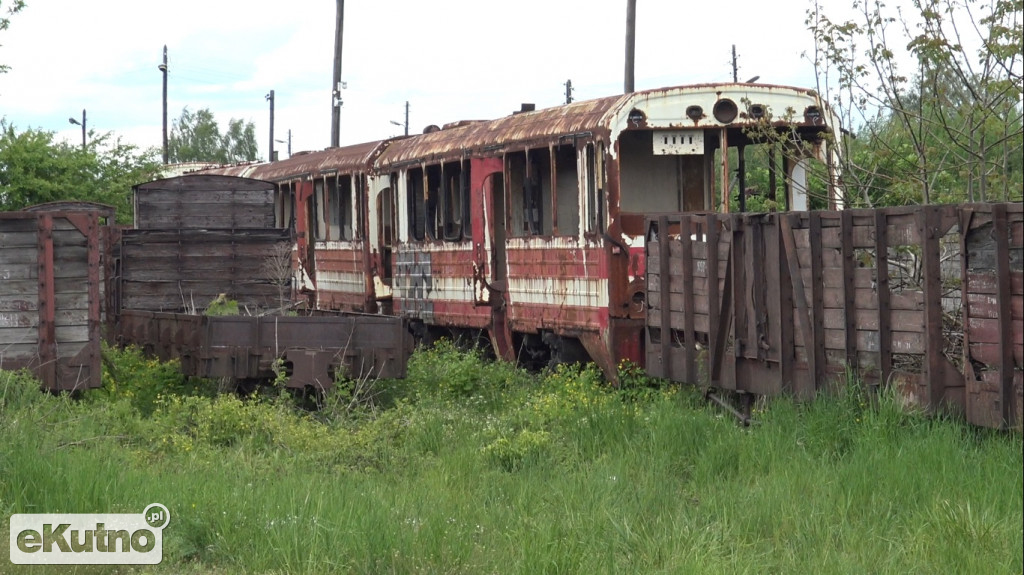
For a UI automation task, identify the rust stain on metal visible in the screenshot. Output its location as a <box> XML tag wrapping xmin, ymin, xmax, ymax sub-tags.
<box><xmin>376</xmin><ymin>96</ymin><xmax>622</xmax><ymax>168</ymax></box>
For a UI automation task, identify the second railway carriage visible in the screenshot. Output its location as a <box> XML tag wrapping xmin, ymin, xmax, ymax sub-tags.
<box><xmin>200</xmin><ymin>82</ymin><xmax>841</xmax><ymax>378</ymax></box>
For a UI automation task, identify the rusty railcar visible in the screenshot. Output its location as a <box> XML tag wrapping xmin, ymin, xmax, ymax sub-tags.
<box><xmin>1</xmin><ymin>208</ymin><xmax>107</xmax><ymax>391</ymax></box>
<box><xmin>645</xmin><ymin>203</ymin><xmax>1023</xmax><ymax>429</ymax></box>
<box><xmin>199</xmin><ymin>83</ymin><xmax>840</xmax><ymax>379</ymax></box>
<box><xmin>374</xmin><ymin>83</ymin><xmax>839</xmax><ymax>375</ymax></box>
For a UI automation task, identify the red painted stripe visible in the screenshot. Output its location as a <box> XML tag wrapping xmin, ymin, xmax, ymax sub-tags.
<box><xmin>508</xmin><ymin>302</ymin><xmax>609</xmax><ymax>331</ymax></box>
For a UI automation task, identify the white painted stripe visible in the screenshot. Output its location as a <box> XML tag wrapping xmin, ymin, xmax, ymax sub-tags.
<box><xmin>316</xmin><ymin>270</ymin><xmax>365</xmax><ymax>293</ymax></box>
<box><xmin>507</xmin><ymin>277</ymin><xmax>608</xmax><ymax>308</ymax></box>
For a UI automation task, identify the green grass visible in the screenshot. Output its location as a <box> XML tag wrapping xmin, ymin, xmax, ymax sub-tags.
<box><xmin>2</xmin><ymin>343</ymin><xmax>1021</xmax><ymax>574</ymax></box>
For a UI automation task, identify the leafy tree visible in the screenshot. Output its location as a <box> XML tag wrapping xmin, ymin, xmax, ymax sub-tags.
<box><xmin>0</xmin><ymin>121</ymin><xmax>162</xmax><ymax>223</ymax></box>
<box><xmin>168</xmin><ymin>107</ymin><xmax>260</xmax><ymax>164</ymax></box>
<box><xmin>807</xmin><ymin>0</ymin><xmax>1023</xmax><ymax>206</ymax></box>
<box><xmin>0</xmin><ymin>0</ymin><xmax>25</xmax><ymax>75</ymax></box>
<box><xmin>224</xmin><ymin>118</ymin><xmax>259</xmax><ymax>162</ymax></box>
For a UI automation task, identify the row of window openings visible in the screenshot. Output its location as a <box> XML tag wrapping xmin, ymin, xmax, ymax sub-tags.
<box><xmin>275</xmin><ymin>145</ymin><xmax>607</xmax><ymax>242</ymax></box>
<box><xmin>272</xmin><ymin>176</ymin><xmax>361</xmax><ymax>241</ymax></box>
<box><xmin>406</xmin><ymin>146</ymin><xmax>605</xmax><ymax>242</ymax></box>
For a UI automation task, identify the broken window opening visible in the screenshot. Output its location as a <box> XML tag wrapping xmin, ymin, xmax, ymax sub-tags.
<box><xmin>425</xmin><ymin>165</ymin><xmax>442</xmax><ymax>240</ymax></box>
<box><xmin>585</xmin><ymin>143</ymin><xmax>606</xmax><ymax>233</ymax></box>
<box><xmin>313</xmin><ymin>179</ymin><xmax>328</xmax><ymax>240</ymax></box>
<box><xmin>619</xmin><ymin>130</ymin><xmax>704</xmax><ymax>214</ymax></box>
<box><xmin>554</xmin><ymin>144</ymin><xmax>580</xmax><ymax>236</ymax></box>
<box><xmin>439</xmin><ymin>161</ymin><xmax>470</xmax><ymax>241</ymax></box>
<box><xmin>507</xmin><ymin>149</ymin><xmax>552</xmax><ymax>237</ymax></box>
<box><xmin>462</xmin><ymin>167</ymin><xmax>472</xmax><ymax>239</ymax></box>
<box><xmin>378</xmin><ymin>185</ymin><xmax>395</xmax><ymax>248</ymax></box>
<box><xmin>407</xmin><ymin>167</ymin><xmax>426</xmax><ymax>241</ymax></box>
<box><xmin>321</xmin><ymin>175</ymin><xmax>356</xmax><ymax>240</ymax></box>
<box><xmin>275</xmin><ymin>183</ymin><xmax>294</xmax><ymax>229</ymax></box>
<box><xmin>327</xmin><ymin>177</ymin><xmax>341</xmax><ymax>240</ymax></box>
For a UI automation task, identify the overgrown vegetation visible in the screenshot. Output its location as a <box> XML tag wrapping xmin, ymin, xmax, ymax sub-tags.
<box><xmin>2</xmin><ymin>342</ymin><xmax>1020</xmax><ymax>574</ymax></box>
<box><xmin>808</xmin><ymin>0</ymin><xmax>1023</xmax><ymax>207</ymax></box>
<box><xmin>0</xmin><ymin>121</ymin><xmax>162</xmax><ymax>223</ymax></box>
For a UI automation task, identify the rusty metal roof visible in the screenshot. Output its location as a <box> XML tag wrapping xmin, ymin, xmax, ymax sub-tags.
<box><xmin>373</xmin><ymin>82</ymin><xmax>832</xmax><ymax>168</ymax></box>
<box><xmin>376</xmin><ymin>94</ymin><xmax>623</xmax><ymax>168</ymax></box>
<box><xmin>249</xmin><ymin>140</ymin><xmax>391</xmax><ymax>182</ymax></box>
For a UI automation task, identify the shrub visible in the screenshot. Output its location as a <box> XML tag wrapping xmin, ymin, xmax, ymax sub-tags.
<box><xmin>204</xmin><ymin>294</ymin><xmax>240</xmax><ymax>316</ymax></box>
<box><xmin>408</xmin><ymin>339</ymin><xmax>528</xmax><ymax>399</ymax></box>
<box><xmin>96</xmin><ymin>344</ymin><xmax>217</xmax><ymax>415</ymax></box>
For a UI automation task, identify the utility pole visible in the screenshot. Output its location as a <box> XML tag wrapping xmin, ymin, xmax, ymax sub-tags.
<box><xmin>68</xmin><ymin>109</ymin><xmax>86</xmax><ymax>149</ymax></box>
<box><xmin>732</xmin><ymin>44</ymin><xmax>738</xmax><ymax>82</ymax></box>
<box><xmin>565</xmin><ymin>79</ymin><xmax>574</xmax><ymax>104</ymax></box>
<box><xmin>159</xmin><ymin>45</ymin><xmax>169</xmax><ymax>164</ymax></box>
<box><xmin>624</xmin><ymin>0</ymin><xmax>636</xmax><ymax>93</ymax></box>
<box><xmin>331</xmin><ymin>0</ymin><xmax>345</xmax><ymax>147</ymax></box>
<box><xmin>267</xmin><ymin>90</ymin><xmax>276</xmax><ymax>161</ymax></box>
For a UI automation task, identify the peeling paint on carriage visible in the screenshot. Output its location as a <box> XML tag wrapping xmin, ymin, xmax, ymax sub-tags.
<box><xmin>393</xmin><ymin>243</ymin><xmax>491</xmax><ymax>329</ymax></box>
<box><xmin>255</xmin><ymin>140</ymin><xmax>392</xmax><ymax>182</ymax></box>
<box><xmin>602</xmin><ymin>83</ymin><xmax>837</xmax><ymax>159</ymax></box>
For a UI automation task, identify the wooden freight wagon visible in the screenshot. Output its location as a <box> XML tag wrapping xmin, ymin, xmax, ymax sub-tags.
<box><xmin>120</xmin><ymin>175</ymin><xmax>292</xmax><ymax>313</ymax></box>
<box><xmin>1</xmin><ymin>207</ymin><xmax>109</xmax><ymax>391</ymax></box>
<box><xmin>646</xmin><ymin>203</ymin><xmax>1023</xmax><ymax>429</ymax></box>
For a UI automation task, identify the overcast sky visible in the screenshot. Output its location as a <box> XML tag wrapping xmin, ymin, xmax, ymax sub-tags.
<box><xmin>1</xmin><ymin>0</ymin><xmax>827</xmax><ymax>161</ymax></box>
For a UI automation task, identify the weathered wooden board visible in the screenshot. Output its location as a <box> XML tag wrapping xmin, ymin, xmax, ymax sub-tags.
<box><xmin>118</xmin><ymin>228</ymin><xmax>292</xmax><ymax>312</ymax></box>
<box><xmin>133</xmin><ymin>175</ymin><xmax>277</xmax><ymax>230</ymax></box>
<box><xmin>0</xmin><ymin>211</ymin><xmax>102</xmax><ymax>391</ymax></box>
<box><xmin>646</xmin><ymin>202</ymin><xmax>1023</xmax><ymax>430</ymax></box>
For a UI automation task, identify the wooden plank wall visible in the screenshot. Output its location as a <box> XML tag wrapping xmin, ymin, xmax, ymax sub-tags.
<box><xmin>647</xmin><ymin>203</ymin><xmax>1023</xmax><ymax>429</ymax></box>
<box><xmin>134</xmin><ymin>175</ymin><xmax>275</xmax><ymax>230</ymax></box>
<box><xmin>1</xmin><ymin>212</ymin><xmax>102</xmax><ymax>391</ymax></box>
<box><xmin>119</xmin><ymin>228</ymin><xmax>293</xmax><ymax>313</ymax></box>
<box><xmin>961</xmin><ymin>204</ymin><xmax>1024</xmax><ymax>428</ymax></box>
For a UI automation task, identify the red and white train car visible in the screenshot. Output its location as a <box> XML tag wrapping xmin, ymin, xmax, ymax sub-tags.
<box><xmin>203</xmin><ymin>83</ymin><xmax>841</xmax><ymax>377</ymax></box>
